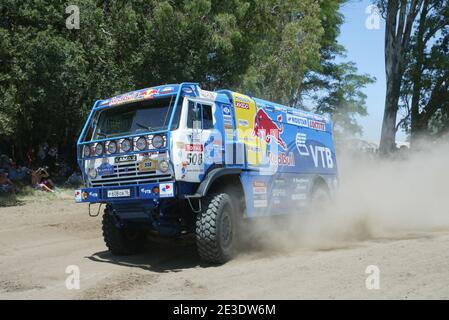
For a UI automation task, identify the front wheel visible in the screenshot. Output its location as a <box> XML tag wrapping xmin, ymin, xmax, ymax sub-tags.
<box><xmin>102</xmin><ymin>212</ymin><xmax>146</xmax><ymax>255</ymax></box>
<box><xmin>195</xmin><ymin>193</ymin><xmax>237</xmax><ymax>264</ymax></box>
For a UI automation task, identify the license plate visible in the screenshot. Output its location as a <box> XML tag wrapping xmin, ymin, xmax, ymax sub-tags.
<box><xmin>107</xmin><ymin>189</ymin><xmax>130</xmax><ymax>198</ymax></box>
<box><xmin>139</xmin><ymin>159</ymin><xmax>156</xmax><ymax>171</ymax></box>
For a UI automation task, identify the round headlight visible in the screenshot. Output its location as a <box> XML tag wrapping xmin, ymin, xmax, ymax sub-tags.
<box><xmin>83</xmin><ymin>145</ymin><xmax>91</xmax><ymax>158</ymax></box>
<box><xmin>88</xmin><ymin>168</ymin><xmax>97</xmax><ymax>179</ymax></box>
<box><xmin>158</xmin><ymin>160</ymin><xmax>169</xmax><ymax>172</ymax></box>
<box><xmin>107</xmin><ymin>141</ymin><xmax>117</xmax><ymax>154</ymax></box>
<box><xmin>136</xmin><ymin>137</ymin><xmax>147</xmax><ymax>151</ymax></box>
<box><xmin>121</xmin><ymin>139</ymin><xmax>132</xmax><ymax>152</ymax></box>
<box><xmin>151</xmin><ymin>135</ymin><xmax>164</xmax><ymax>149</ymax></box>
<box><xmin>95</xmin><ymin>143</ymin><xmax>104</xmax><ymax>156</ymax></box>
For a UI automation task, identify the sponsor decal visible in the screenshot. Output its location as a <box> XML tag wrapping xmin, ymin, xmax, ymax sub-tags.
<box><xmin>106</xmin><ymin>88</ymin><xmax>159</xmax><ymax>106</ymax></box>
<box><xmin>253</xmin><ymin>109</ymin><xmax>287</xmax><ymax>150</ymax></box>
<box><xmin>160</xmin><ymin>86</ymin><xmax>175</xmax><ymax>93</ymax></box>
<box><xmin>252</xmin><ymin>181</ymin><xmax>267</xmax><ymax>208</ymax></box>
<box><xmin>182</xmin><ymin>87</ymin><xmax>194</xmax><ymax>94</ymax></box>
<box><xmin>268</xmin><ymin>151</ymin><xmax>295</xmax><ymax>166</ymax></box>
<box><xmin>199</xmin><ymin>89</ymin><xmax>217</xmax><ymax>100</ymax></box>
<box><xmin>159</xmin><ymin>183</ymin><xmax>174</xmax><ymax>197</ymax></box>
<box><xmin>223</xmin><ymin>106</ymin><xmax>231</xmax><ymax>115</ymax></box>
<box><xmin>287</xmin><ymin>114</ymin><xmax>309</xmax><ymax>127</ymax></box>
<box><xmin>309</xmin><ymin>120</ymin><xmax>326</xmax><ymax>131</ymax></box>
<box><xmin>238</xmin><ymin>119</ymin><xmax>249</xmax><ymax>127</ymax></box>
<box><xmin>97</xmin><ymin>158</ymin><xmax>115</xmax><ymax>176</ymax></box>
<box><xmin>235</xmin><ymin>101</ymin><xmax>250</xmax><ymax>109</ymax></box>
<box><xmin>292</xmin><ymin>194</ymin><xmax>307</xmax><ymax>201</ymax></box>
<box><xmin>310</xmin><ymin>145</ymin><xmax>334</xmax><ymax>168</ymax></box>
<box><xmin>253</xmin><ymin>199</ymin><xmax>267</xmax><ymax>208</ymax></box>
<box><xmin>273</xmin><ymin>189</ymin><xmax>286</xmax><ymax>197</ymax></box>
<box><xmin>185</xmin><ymin>144</ymin><xmax>203</xmax><ymax>152</ymax></box>
<box><xmin>115</xmin><ymin>155</ymin><xmax>137</xmax><ymax>163</ymax></box>
<box><xmin>252</xmin><ymin>181</ymin><xmax>267</xmax><ymax>194</ymax></box>
<box><xmin>75</xmin><ymin>190</ymin><xmax>82</xmax><ymax>202</ymax></box>
<box><xmin>140</xmin><ymin>187</ymin><xmax>152</xmax><ymax>195</ymax></box>
<box><xmin>295</xmin><ymin>133</ymin><xmax>310</xmax><ymax>156</ymax></box>
<box><xmin>295</xmin><ymin>134</ymin><xmax>334</xmax><ymax>168</ymax></box>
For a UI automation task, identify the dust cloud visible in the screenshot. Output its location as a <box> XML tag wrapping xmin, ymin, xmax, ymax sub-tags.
<box><xmin>238</xmin><ymin>140</ymin><xmax>449</xmax><ymax>254</ymax></box>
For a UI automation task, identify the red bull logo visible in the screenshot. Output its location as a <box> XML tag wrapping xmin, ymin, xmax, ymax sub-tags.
<box><xmin>253</xmin><ymin>109</ymin><xmax>287</xmax><ymax>150</ymax></box>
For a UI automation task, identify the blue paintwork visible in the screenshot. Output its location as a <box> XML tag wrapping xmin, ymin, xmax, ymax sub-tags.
<box><xmin>76</xmin><ymin>83</ymin><xmax>338</xmax><ymax>230</ymax></box>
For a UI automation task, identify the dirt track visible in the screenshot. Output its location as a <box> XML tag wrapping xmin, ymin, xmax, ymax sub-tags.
<box><xmin>0</xmin><ymin>199</ymin><xmax>448</xmax><ymax>299</ymax></box>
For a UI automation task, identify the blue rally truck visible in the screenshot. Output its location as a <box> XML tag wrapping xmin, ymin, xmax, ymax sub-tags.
<box><xmin>76</xmin><ymin>83</ymin><xmax>338</xmax><ymax>263</ymax></box>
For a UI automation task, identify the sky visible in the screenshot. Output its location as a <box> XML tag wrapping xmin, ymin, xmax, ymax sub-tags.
<box><xmin>337</xmin><ymin>0</ymin><xmax>407</xmax><ymax>143</ymax></box>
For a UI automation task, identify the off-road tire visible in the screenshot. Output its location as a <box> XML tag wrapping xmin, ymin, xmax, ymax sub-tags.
<box><xmin>310</xmin><ymin>183</ymin><xmax>331</xmax><ymax>212</ymax></box>
<box><xmin>102</xmin><ymin>212</ymin><xmax>146</xmax><ymax>255</ymax></box>
<box><xmin>196</xmin><ymin>193</ymin><xmax>237</xmax><ymax>264</ymax></box>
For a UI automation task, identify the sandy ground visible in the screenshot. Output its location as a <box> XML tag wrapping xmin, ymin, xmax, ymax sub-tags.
<box><xmin>0</xmin><ymin>199</ymin><xmax>448</xmax><ymax>300</ymax></box>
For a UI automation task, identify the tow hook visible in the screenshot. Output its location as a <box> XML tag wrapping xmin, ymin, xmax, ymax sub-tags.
<box><xmin>88</xmin><ymin>203</ymin><xmax>103</xmax><ymax>217</ymax></box>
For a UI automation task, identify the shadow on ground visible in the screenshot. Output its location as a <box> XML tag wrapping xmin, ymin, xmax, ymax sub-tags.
<box><xmin>87</xmin><ymin>240</ymin><xmax>216</xmax><ymax>273</ymax></box>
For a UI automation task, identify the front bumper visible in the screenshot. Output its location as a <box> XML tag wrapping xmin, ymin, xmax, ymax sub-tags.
<box><xmin>75</xmin><ymin>182</ymin><xmax>175</xmax><ymax>203</ymax></box>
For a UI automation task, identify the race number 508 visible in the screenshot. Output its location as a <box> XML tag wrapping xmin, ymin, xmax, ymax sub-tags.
<box><xmin>187</xmin><ymin>153</ymin><xmax>203</xmax><ymax>165</ymax></box>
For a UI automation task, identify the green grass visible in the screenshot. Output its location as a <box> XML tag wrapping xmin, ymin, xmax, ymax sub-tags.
<box><xmin>0</xmin><ymin>187</ymin><xmax>75</xmax><ymax>207</ymax></box>
<box><xmin>17</xmin><ymin>186</ymin><xmax>75</xmax><ymax>201</ymax></box>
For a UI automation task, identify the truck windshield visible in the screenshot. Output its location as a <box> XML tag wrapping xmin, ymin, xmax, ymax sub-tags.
<box><xmin>92</xmin><ymin>96</ymin><xmax>178</xmax><ymax>139</ymax></box>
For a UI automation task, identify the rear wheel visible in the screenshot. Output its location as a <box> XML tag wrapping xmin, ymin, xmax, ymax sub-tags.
<box><xmin>310</xmin><ymin>183</ymin><xmax>331</xmax><ymax>212</ymax></box>
<box><xmin>102</xmin><ymin>212</ymin><xmax>146</xmax><ymax>255</ymax></box>
<box><xmin>196</xmin><ymin>193</ymin><xmax>237</xmax><ymax>264</ymax></box>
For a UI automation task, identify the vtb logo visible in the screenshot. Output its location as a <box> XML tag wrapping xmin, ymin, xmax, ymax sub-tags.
<box><xmin>295</xmin><ymin>133</ymin><xmax>334</xmax><ymax>169</ymax></box>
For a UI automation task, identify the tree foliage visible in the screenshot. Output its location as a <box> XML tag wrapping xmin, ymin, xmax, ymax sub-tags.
<box><xmin>0</xmin><ymin>0</ymin><xmax>372</xmax><ymax>162</ymax></box>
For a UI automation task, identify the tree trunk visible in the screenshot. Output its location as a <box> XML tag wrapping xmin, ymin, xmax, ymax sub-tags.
<box><xmin>380</xmin><ymin>74</ymin><xmax>401</xmax><ymax>153</ymax></box>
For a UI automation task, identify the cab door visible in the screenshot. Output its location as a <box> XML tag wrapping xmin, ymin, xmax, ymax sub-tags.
<box><xmin>172</xmin><ymin>98</ymin><xmax>221</xmax><ymax>182</ymax></box>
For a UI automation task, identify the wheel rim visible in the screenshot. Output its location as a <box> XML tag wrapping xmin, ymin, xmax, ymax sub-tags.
<box><xmin>220</xmin><ymin>208</ymin><xmax>233</xmax><ymax>248</ymax></box>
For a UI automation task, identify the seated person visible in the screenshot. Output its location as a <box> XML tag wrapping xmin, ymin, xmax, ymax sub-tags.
<box><xmin>66</xmin><ymin>168</ymin><xmax>83</xmax><ymax>187</ymax></box>
<box><xmin>32</xmin><ymin>167</ymin><xmax>55</xmax><ymax>193</ymax></box>
<box><xmin>0</xmin><ymin>171</ymin><xmax>14</xmax><ymax>194</ymax></box>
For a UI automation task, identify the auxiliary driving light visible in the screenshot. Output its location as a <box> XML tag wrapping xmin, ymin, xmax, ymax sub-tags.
<box><xmin>88</xmin><ymin>168</ymin><xmax>97</xmax><ymax>179</ymax></box>
<box><xmin>151</xmin><ymin>135</ymin><xmax>164</xmax><ymax>149</ymax></box>
<box><xmin>158</xmin><ymin>160</ymin><xmax>169</xmax><ymax>172</ymax></box>
<box><xmin>136</xmin><ymin>136</ymin><xmax>147</xmax><ymax>151</ymax></box>
<box><xmin>83</xmin><ymin>145</ymin><xmax>91</xmax><ymax>157</ymax></box>
<box><xmin>107</xmin><ymin>141</ymin><xmax>117</xmax><ymax>154</ymax></box>
<box><xmin>95</xmin><ymin>143</ymin><xmax>104</xmax><ymax>156</ymax></box>
<box><xmin>121</xmin><ymin>139</ymin><xmax>132</xmax><ymax>153</ymax></box>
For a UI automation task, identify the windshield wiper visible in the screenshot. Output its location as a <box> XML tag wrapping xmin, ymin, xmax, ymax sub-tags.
<box><xmin>136</xmin><ymin>122</ymin><xmax>154</xmax><ymax>132</ymax></box>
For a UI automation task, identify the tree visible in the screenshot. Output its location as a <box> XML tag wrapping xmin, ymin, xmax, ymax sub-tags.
<box><xmin>398</xmin><ymin>0</ymin><xmax>449</xmax><ymax>142</ymax></box>
<box><xmin>301</xmin><ymin>1</ymin><xmax>375</xmax><ymax>137</ymax></box>
<box><xmin>377</xmin><ymin>0</ymin><xmax>424</xmax><ymax>154</ymax></box>
<box><xmin>0</xmin><ymin>0</ymin><xmax>373</xmax><ymax>163</ymax></box>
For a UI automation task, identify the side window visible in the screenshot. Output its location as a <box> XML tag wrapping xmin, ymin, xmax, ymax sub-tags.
<box><xmin>187</xmin><ymin>101</ymin><xmax>214</xmax><ymax>129</ymax></box>
<box><xmin>202</xmin><ymin>104</ymin><xmax>213</xmax><ymax>129</ymax></box>
<box><xmin>187</xmin><ymin>101</ymin><xmax>198</xmax><ymax>129</ymax></box>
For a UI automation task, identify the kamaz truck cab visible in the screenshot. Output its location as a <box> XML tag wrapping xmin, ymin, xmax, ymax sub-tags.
<box><xmin>76</xmin><ymin>83</ymin><xmax>338</xmax><ymax>263</ymax></box>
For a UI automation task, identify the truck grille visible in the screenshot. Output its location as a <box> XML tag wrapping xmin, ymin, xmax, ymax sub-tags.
<box><xmin>90</xmin><ymin>161</ymin><xmax>172</xmax><ymax>187</ymax></box>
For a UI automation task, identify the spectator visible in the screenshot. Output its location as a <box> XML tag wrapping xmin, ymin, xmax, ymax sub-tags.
<box><xmin>47</xmin><ymin>145</ymin><xmax>58</xmax><ymax>173</ymax></box>
<box><xmin>26</xmin><ymin>147</ymin><xmax>36</xmax><ymax>167</ymax></box>
<box><xmin>0</xmin><ymin>154</ymin><xmax>12</xmax><ymax>170</ymax></box>
<box><xmin>0</xmin><ymin>171</ymin><xmax>14</xmax><ymax>194</ymax></box>
<box><xmin>36</xmin><ymin>144</ymin><xmax>47</xmax><ymax>166</ymax></box>
<box><xmin>32</xmin><ymin>167</ymin><xmax>55</xmax><ymax>193</ymax></box>
<box><xmin>66</xmin><ymin>168</ymin><xmax>83</xmax><ymax>187</ymax></box>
